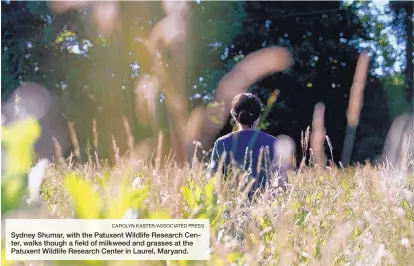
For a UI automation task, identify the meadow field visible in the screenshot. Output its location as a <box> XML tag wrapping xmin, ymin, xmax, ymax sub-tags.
<box><xmin>2</xmin><ymin>2</ymin><xmax>414</xmax><ymax>265</ymax></box>
<box><xmin>2</xmin><ymin>118</ymin><xmax>414</xmax><ymax>266</ymax></box>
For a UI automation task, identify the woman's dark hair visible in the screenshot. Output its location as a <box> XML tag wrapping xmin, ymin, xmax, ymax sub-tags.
<box><xmin>230</xmin><ymin>93</ymin><xmax>264</xmax><ymax>128</ymax></box>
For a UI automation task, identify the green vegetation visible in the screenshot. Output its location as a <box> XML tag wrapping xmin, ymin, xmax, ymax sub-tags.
<box><xmin>2</xmin><ymin>1</ymin><xmax>412</xmax><ymax>164</ymax></box>
<box><xmin>2</xmin><ymin>118</ymin><xmax>413</xmax><ymax>266</ymax></box>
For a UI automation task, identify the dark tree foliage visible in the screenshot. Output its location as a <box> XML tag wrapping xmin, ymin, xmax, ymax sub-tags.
<box><xmin>1</xmin><ymin>1</ymin><xmax>397</xmax><ymax>164</ymax></box>
<box><xmin>1</xmin><ymin>1</ymin><xmax>246</xmax><ymax>162</ymax></box>
<box><xmin>216</xmin><ymin>1</ymin><xmax>391</xmax><ymax>164</ymax></box>
<box><xmin>1</xmin><ymin>1</ymin><xmax>76</xmax><ymax>159</ymax></box>
<box><xmin>353</xmin><ymin>78</ymin><xmax>391</xmax><ymax>163</ymax></box>
<box><xmin>1</xmin><ymin>1</ymin><xmax>138</xmax><ymax>161</ymax></box>
<box><xmin>1</xmin><ymin>1</ymin><xmax>50</xmax><ymax>98</ymax></box>
<box><xmin>389</xmin><ymin>1</ymin><xmax>413</xmax><ymax>99</ymax></box>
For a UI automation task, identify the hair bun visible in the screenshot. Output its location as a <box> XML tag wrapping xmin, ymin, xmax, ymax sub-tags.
<box><xmin>238</xmin><ymin>110</ymin><xmax>258</xmax><ymax>126</ymax></box>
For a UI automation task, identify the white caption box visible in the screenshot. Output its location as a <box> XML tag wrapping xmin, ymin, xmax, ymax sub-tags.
<box><xmin>5</xmin><ymin>219</ymin><xmax>210</xmax><ymax>261</ymax></box>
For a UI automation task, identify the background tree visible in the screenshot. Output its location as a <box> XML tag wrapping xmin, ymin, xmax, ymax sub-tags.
<box><xmin>1</xmin><ymin>1</ymin><xmax>246</xmax><ymax>163</ymax></box>
<box><xmin>211</xmin><ymin>1</ymin><xmax>391</xmax><ymax>164</ymax></box>
<box><xmin>1</xmin><ymin>1</ymin><xmax>410</xmax><ymax>165</ymax></box>
<box><xmin>390</xmin><ymin>1</ymin><xmax>413</xmax><ymax>100</ymax></box>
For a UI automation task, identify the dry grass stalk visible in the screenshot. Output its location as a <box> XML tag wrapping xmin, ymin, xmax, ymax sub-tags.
<box><xmin>326</xmin><ymin>135</ymin><xmax>334</xmax><ymax>164</ymax></box>
<box><xmin>136</xmin><ymin>0</ymin><xmax>191</xmax><ymax>164</ymax></box>
<box><xmin>298</xmin><ymin>127</ymin><xmax>311</xmax><ymax>174</ymax></box>
<box><xmin>311</xmin><ymin>102</ymin><xmax>327</xmax><ymax>167</ymax></box>
<box><xmin>155</xmin><ymin>130</ymin><xmax>163</xmax><ymax>173</ymax></box>
<box><xmin>122</xmin><ymin>116</ymin><xmax>134</xmax><ymax>152</ymax></box>
<box><xmin>257</xmin><ymin>146</ymin><xmax>264</xmax><ymax>178</ymax></box>
<box><xmin>67</xmin><ymin>122</ymin><xmax>81</xmax><ymax>162</ymax></box>
<box><xmin>112</xmin><ymin>135</ymin><xmax>120</xmax><ymax>164</ymax></box>
<box><xmin>347</xmin><ymin>53</ymin><xmax>370</xmax><ymax>127</ymax></box>
<box><xmin>341</xmin><ymin>53</ymin><xmax>370</xmax><ymax>166</ymax></box>
<box><xmin>400</xmin><ymin>132</ymin><xmax>410</xmax><ymax>177</ymax></box>
<box><xmin>52</xmin><ymin>137</ymin><xmax>63</xmax><ymax>163</ymax></box>
<box><xmin>92</xmin><ymin>119</ymin><xmax>100</xmax><ymax>167</ymax></box>
<box><xmin>49</xmin><ymin>2</ymin><xmax>119</xmax><ymax>34</ymax></box>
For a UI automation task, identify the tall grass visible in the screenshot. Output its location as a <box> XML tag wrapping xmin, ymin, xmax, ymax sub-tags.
<box><xmin>2</xmin><ymin>118</ymin><xmax>413</xmax><ymax>266</ymax></box>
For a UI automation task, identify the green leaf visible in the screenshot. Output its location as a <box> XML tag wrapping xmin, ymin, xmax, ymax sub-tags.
<box><xmin>316</xmin><ymin>192</ymin><xmax>323</xmax><ymax>200</ymax></box>
<box><xmin>293</xmin><ymin>200</ymin><xmax>301</xmax><ymax>212</ymax></box>
<box><xmin>64</xmin><ymin>173</ymin><xmax>102</xmax><ymax>219</ymax></box>
<box><xmin>96</xmin><ymin>175</ymin><xmax>107</xmax><ymax>190</ymax></box>
<box><xmin>195</xmin><ymin>186</ymin><xmax>202</xmax><ymax>203</ymax></box>
<box><xmin>167</xmin><ymin>261</ymin><xmax>188</xmax><ymax>266</ymax></box>
<box><xmin>178</xmin><ymin>261</ymin><xmax>188</xmax><ymax>266</ymax></box>
<box><xmin>210</xmin><ymin>205</ymin><xmax>224</xmax><ymax>228</ymax></box>
<box><xmin>403</xmin><ymin>200</ymin><xmax>409</xmax><ymax>210</ymax></box>
<box><xmin>2</xmin><ymin>247</ymin><xmax>14</xmax><ymax>266</ymax></box>
<box><xmin>182</xmin><ymin>186</ymin><xmax>197</xmax><ymax>208</ymax></box>
<box><xmin>1</xmin><ymin>177</ymin><xmax>26</xmax><ymax>215</ymax></box>
<box><xmin>131</xmin><ymin>186</ymin><xmax>149</xmax><ymax>209</ymax></box>
<box><xmin>227</xmin><ymin>252</ymin><xmax>242</xmax><ymax>263</ymax></box>
<box><xmin>197</xmin><ymin>211</ymin><xmax>209</xmax><ymax>219</ymax></box>
<box><xmin>259</xmin><ymin>217</ymin><xmax>267</xmax><ymax>230</ymax></box>
<box><xmin>106</xmin><ymin>186</ymin><xmax>149</xmax><ymax>219</ymax></box>
<box><xmin>1</xmin><ymin>117</ymin><xmax>41</xmax><ymax>215</ymax></box>
<box><xmin>149</xmin><ymin>209</ymin><xmax>170</xmax><ymax>219</ymax></box>
<box><xmin>1</xmin><ymin>117</ymin><xmax>41</xmax><ymax>179</ymax></box>
<box><xmin>295</xmin><ymin>208</ymin><xmax>310</xmax><ymax>226</ymax></box>
<box><xmin>305</xmin><ymin>195</ymin><xmax>311</xmax><ymax>205</ymax></box>
<box><xmin>204</xmin><ymin>181</ymin><xmax>215</xmax><ymax>205</ymax></box>
<box><xmin>55</xmin><ymin>30</ymin><xmax>77</xmax><ymax>44</ymax></box>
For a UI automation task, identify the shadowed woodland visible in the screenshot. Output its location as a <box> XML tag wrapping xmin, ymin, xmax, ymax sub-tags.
<box><xmin>1</xmin><ymin>1</ymin><xmax>413</xmax><ymax>165</ymax></box>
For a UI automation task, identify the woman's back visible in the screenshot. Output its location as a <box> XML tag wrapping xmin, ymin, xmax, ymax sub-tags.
<box><xmin>208</xmin><ymin>129</ymin><xmax>279</xmax><ymax>190</ymax></box>
<box><xmin>207</xmin><ymin>92</ymin><xmax>291</xmax><ymax>194</ymax></box>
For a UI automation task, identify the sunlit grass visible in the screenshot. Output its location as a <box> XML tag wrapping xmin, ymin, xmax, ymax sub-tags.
<box><xmin>3</xmin><ymin>153</ymin><xmax>412</xmax><ymax>266</ymax></box>
<box><xmin>2</xmin><ymin>116</ymin><xmax>413</xmax><ymax>266</ymax></box>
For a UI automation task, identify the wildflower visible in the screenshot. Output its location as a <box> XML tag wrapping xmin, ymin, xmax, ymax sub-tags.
<box><xmin>401</xmin><ymin>238</ymin><xmax>410</xmax><ymax>248</ymax></box>
<box><xmin>403</xmin><ymin>189</ymin><xmax>414</xmax><ymax>203</ymax></box>
<box><xmin>132</xmin><ymin>176</ymin><xmax>142</xmax><ymax>188</ymax></box>
<box><xmin>395</xmin><ymin>207</ymin><xmax>405</xmax><ymax>219</ymax></box>
<box><xmin>27</xmin><ymin>158</ymin><xmax>50</xmax><ymax>204</ymax></box>
<box><xmin>300</xmin><ymin>251</ymin><xmax>309</xmax><ymax>258</ymax></box>
<box><xmin>192</xmin><ymin>140</ymin><xmax>202</xmax><ymax>147</ymax></box>
<box><xmin>123</xmin><ymin>208</ymin><xmax>139</xmax><ymax>219</ymax></box>
<box><xmin>362</xmin><ymin>232</ymin><xmax>373</xmax><ymax>245</ymax></box>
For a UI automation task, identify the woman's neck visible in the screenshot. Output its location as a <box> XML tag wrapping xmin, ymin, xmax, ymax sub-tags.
<box><xmin>238</xmin><ymin>124</ymin><xmax>256</xmax><ymax>131</ymax></box>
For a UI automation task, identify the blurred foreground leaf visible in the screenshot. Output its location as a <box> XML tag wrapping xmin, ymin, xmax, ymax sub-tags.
<box><xmin>106</xmin><ymin>185</ymin><xmax>149</xmax><ymax>218</ymax></box>
<box><xmin>1</xmin><ymin>117</ymin><xmax>41</xmax><ymax>215</ymax></box>
<box><xmin>2</xmin><ymin>247</ymin><xmax>13</xmax><ymax>266</ymax></box>
<box><xmin>64</xmin><ymin>172</ymin><xmax>102</xmax><ymax>218</ymax></box>
<box><xmin>148</xmin><ymin>209</ymin><xmax>170</xmax><ymax>219</ymax></box>
<box><xmin>1</xmin><ymin>117</ymin><xmax>40</xmax><ymax>176</ymax></box>
<box><xmin>182</xmin><ymin>186</ymin><xmax>197</xmax><ymax>209</ymax></box>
